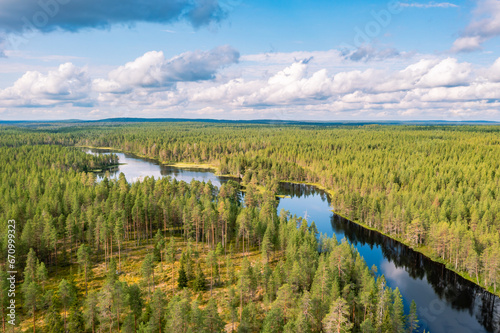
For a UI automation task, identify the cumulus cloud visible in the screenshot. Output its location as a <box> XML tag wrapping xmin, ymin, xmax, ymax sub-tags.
<box><xmin>193</xmin><ymin>60</ymin><xmax>334</xmax><ymax>106</ymax></box>
<box><xmin>189</xmin><ymin>54</ymin><xmax>500</xmax><ymax>120</ymax></box>
<box><xmin>0</xmin><ymin>63</ymin><xmax>91</xmax><ymax>107</ymax></box>
<box><xmin>93</xmin><ymin>45</ymin><xmax>239</xmax><ymax>93</ymax></box>
<box><xmin>2</xmin><ymin>49</ymin><xmax>500</xmax><ymax>120</ymax></box>
<box><xmin>416</xmin><ymin>58</ymin><xmax>472</xmax><ymax>87</ymax></box>
<box><xmin>192</xmin><ymin>56</ymin><xmax>482</xmax><ymax>109</ymax></box>
<box><xmin>0</xmin><ymin>0</ymin><xmax>229</xmax><ymax>34</ymax></box>
<box><xmin>452</xmin><ymin>0</ymin><xmax>500</xmax><ymax>52</ymax></box>
<box><xmin>488</xmin><ymin>57</ymin><xmax>500</xmax><ymax>82</ymax></box>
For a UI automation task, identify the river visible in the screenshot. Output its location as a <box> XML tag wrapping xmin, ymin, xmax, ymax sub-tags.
<box><xmin>88</xmin><ymin>149</ymin><xmax>500</xmax><ymax>333</ymax></box>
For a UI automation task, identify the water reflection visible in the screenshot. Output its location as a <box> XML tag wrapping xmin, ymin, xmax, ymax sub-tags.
<box><xmin>88</xmin><ymin>149</ymin><xmax>234</xmax><ymax>187</ymax></box>
<box><xmin>278</xmin><ymin>183</ymin><xmax>500</xmax><ymax>333</ymax></box>
<box><xmin>87</xmin><ymin>150</ymin><xmax>499</xmax><ymax>333</ymax></box>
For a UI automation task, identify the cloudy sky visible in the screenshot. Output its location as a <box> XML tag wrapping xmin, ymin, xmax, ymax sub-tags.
<box><xmin>0</xmin><ymin>0</ymin><xmax>500</xmax><ymax>121</ymax></box>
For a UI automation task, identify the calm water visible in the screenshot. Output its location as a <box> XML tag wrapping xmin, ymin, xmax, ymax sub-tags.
<box><xmin>88</xmin><ymin>149</ymin><xmax>233</xmax><ymax>187</ymax></box>
<box><xmin>89</xmin><ymin>149</ymin><xmax>500</xmax><ymax>333</ymax></box>
<box><xmin>278</xmin><ymin>183</ymin><xmax>500</xmax><ymax>333</ymax></box>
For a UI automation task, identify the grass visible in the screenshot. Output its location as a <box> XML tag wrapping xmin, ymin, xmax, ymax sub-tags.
<box><xmin>165</xmin><ymin>162</ymin><xmax>218</xmax><ymax>170</ymax></box>
<box><xmin>78</xmin><ymin>145</ymin><xmax>499</xmax><ymax>297</ymax></box>
<box><xmin>18</xmin><ymin>232</ymin><xmax>274</xmax><ymax>332</ymax></box>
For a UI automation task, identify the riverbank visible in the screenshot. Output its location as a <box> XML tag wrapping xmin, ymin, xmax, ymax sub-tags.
<box><xmin>78</xmin><ymin>145</ymin><xmax>240</xmax><ymax>179</ymax></box>
<box><xmin>330</xmin><ymin>204</ymin><xmax>500</xmax><ymax>298</ymax></box>
<box><xmin>80</xmin><ymin>145</ymin><xmax>499</xmax><ymax>298</ymax></box>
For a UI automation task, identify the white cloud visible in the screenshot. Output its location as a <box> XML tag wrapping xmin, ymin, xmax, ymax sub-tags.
<box><xmin>452</xmin><ymin>0</ymin><xmax>500</xmax><ymax>52</ymax></box>
<box><xmin>417</xmin><ymin>58</ymin><xmax>472</xmax><ymax>87</ymax></box>
<box><xmin>93</xmin><ymin>46</ymin><xmax>239</xmax><ymax>93</ymax></box>
<box><xmin>485</xmin><ymin>57</ymin><xmax>500</xmax><ymax>82</ymax></box>
<box><xmin>0</xmin><ymin>63</ymin><xmax>91</xmax><ymax>107</ymax></box>
<box><xmin>451</xmin><ymin>36</ymin><xmax>483</xmax><ymax>53</ymax></box>
<box><xmin>1</xmin><ymin>48</ymin><xmax>500</xmax><ymax>121</ymax></box>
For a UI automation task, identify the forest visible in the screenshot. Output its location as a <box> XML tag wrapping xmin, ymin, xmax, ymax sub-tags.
<box><xmin>0</xmin><ymin>122</ymin><xmax>498</xmax><ymax>332</ymax></box>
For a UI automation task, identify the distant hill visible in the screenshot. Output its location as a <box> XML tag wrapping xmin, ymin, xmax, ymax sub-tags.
<box><xmin>0</xmin><ymin>117</ymin><xmax>498</xmax><ymax>126</ymax></box>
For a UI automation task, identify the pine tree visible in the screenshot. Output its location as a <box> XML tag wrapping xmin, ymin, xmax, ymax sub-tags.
<box><xmin>322</xmin><ymin>297</ymin><xmax>352</xmax><ymax>333</ymax></box>
<box><xmin>190</xmin><ymin>300</ymin><xmax>205</xmax><ymax>332</ymax></box>
<box><xmin>204</xmin><ymin>298</ymin><xmax>225</xmax><ymax>333</ymax></box>
<box><xmin>148</xmin><ymin>289</ymin><xmax>167</xmax><ymax>333</ymax></box>
<box><xmin>112</xmin><ymin>281</ymin><xmax>128</xmax><ymax>331</ymax></box>
<box><xmin>128</xmin><ymin>284</ymin><xmax>143</xmax><ymax>333</ymax></box>
<box><xmin>0</xmin><ymin>270</ymin><xmax>9</xmax><ymax>333</ymax></box>
<box><xmin>261</xmin><ymin>226</ymin><xmax>273</xmax><ymax>263</ymax></box>
<box><xmin>165</xmin><ymin>291</ymin><xmax>191</xmax><ymax>333</ymax></box>
<box><xmin>24</xmin><ymin>282</ymin><xmax>42</xmax><ymax>333</ymax></box>
<box><xmin>115</xmin><ymin>212</ymin><xmax>125</xmax><ymax>271</ymax></box>
<box><xmin>141</xmin><ymin>253</ymin><xmax>155</xmax><ymax>299</ymax></box>
<box><xmin>166</xmin><ymin>236</ymin><xmax>177</xmax><ymax>295</ymax></box>
<box><xmin>36</xmin><ymin>262</ymin><xmax>48</xmax><ymax>291</ymax></box>
<box><xmin>22</xmin><ymin>248</ymin><xmax>38</xmax><ymax>293</ymax></box>
<box><xmin>360</xmin><ymin>318</ymin><xmax>375</xmax><ymax>333</ymax></box>
<box><xmin>77</xmin><ymin>243</ymin><xmax>92</xmax><ymax>296</ymax></box>
<box><xmin>261</xmin><ymin>306</ymin><xmax>285</xmax><ymax>333</ymax></box>
<box><xmin>207</xmin><ymin>250</ymin><xmax>217</xmax><ymax>295</ymax></box>
<box><xmin>44</xmin><ymin>291</ymin><xmax>64</xmax><ymax>333</ymax></box>
<box><xmin>406</xmin><ymin>300</ymin><xmax>419</xmax><ymax>333</ymax></box>
<box><xmin>83</xmin><ymin>291</ymin><xmax>99</xmax><ymax>333</ymax></box>
<box><xmin>58</xmin><ymin>279</ymin><xmax>76</xmax><ymax>333</ymax></box>
<box><xmin>67</xmin><ymin>304</ymin><xmax>85</xmax><ymax>332</ymax></box>
<box><xmin>238</xmin><ymin>301</ymin><xmax>260</xmax><ymax>333</ymax></box>
<box><xmin>391</xmin><ymin>288</ymin><xmax>405</xmax><ymax>333</ymax></box>
<box><xmin>98</xmin><ymin>281</ymin><xmax>115</xmax><ymax>332</ymax></box>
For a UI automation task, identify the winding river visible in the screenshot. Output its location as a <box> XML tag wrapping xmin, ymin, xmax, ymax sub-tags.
<box><xmin>88</xmin><ymin>149</ymin><xmax>500</xmax><ymax>333</ymax></box>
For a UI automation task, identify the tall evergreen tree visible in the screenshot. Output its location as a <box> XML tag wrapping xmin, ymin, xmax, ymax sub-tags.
<box><xmin>57</xmin><ymin>279</ymin><xmax>76</xmax><ymax>333</ymax></box>
<box><xmin>406</xmin><ymin>300</ymin><xmax>419</xmax><ymax>333</ymax></box>
<box><xmin>77</xmin><ymin>243</ymin><xmax>92</xmax><ymax>296</ymax></box>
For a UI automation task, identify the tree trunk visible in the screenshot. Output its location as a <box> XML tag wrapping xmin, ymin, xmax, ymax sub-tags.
<box><xmin>163</xmin><ymin>208</ymin><xmax>167</xmax><ymax>237</ymax></box>
<box><xmin>152</xmin><ymin>265</ymin><xmax>155</xmax><ymax>292</ymax></box>
<box><xmin>85</xmin><ymin>266</ymin><xmax>88</xmax><ymax>296</ymax></box>
<box><xmin>63</xmin><ymin>306</ymin><xmax>66</xmax><ymax>333</ymax></box>
<box><xmin>110</xmin><ymin>234</ymin><xmax>113</xmax><ymax>261</ymax></box>
<box><xmin>118</xmin><ymin>242</ymin><xmax>121</xmax><ymax>271</ymax></box>
<box><xmin>145</xmin><ymin>208</ymin><xmax>148</xmax><ymax>242</ymax></box>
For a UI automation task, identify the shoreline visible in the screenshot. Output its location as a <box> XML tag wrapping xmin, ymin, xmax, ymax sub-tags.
<box><xmin>80</xmin><ymin>145</ymin><xmax>499</xmax><ymax>298</ymax></box>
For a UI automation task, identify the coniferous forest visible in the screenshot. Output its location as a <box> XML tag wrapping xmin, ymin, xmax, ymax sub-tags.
<box><xmin>0</xmin><ymin>122</ymin><xmax>499</xmax><ymax>332</ymax></box>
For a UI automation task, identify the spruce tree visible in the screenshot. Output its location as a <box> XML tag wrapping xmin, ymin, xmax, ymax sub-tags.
<box><xmin>194</xmin><ymin>263</ymin><xmax>207</xmax><ymax>292</ymax></box>
<box><xmin>178</xmin><ymin>264</ymin><xmax>188</xmax><ymax>289</ymax></box>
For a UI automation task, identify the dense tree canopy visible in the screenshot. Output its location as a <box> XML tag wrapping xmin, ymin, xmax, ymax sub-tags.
<box><xmin>0</xmin><ymin>122</ymin><xmax>498</xmax><ymax>332</ymax></box>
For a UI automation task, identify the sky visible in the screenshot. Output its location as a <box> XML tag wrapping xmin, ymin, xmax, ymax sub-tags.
<box><xmin>0</xmin><ymin>0</ymin><xmax>500</xmax><ymax>121</ymax></box>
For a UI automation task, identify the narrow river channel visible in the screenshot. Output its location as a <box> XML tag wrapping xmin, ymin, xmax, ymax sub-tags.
<box><xmin>88</xmin><ymin>149</ymin><xmax>500</xmax><ymax>333</ymax></box>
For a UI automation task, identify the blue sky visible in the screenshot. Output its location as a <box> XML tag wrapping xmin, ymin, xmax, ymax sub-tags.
<box><xmin>1</xmin><ymin>0</ymin><xmax>500</xmax><ymax>120</ymax></box>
